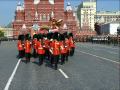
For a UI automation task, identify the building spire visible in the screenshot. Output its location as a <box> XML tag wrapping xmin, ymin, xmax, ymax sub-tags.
<box><xmin>16</xmin><ymin>1</ymin><xmax>23</xmax><ymax>11</ymax></box>
<box><xmin>35</xmin><ymin>11</ymin><xmax>39</xmax><ymax>20</ymax></box>
<box><xmin>66</xmin><ymin>2</ymin><xmax>73</xmax><ymax>11</ymax></box>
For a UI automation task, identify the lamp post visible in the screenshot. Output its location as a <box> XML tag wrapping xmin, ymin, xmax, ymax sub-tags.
<box><xmin>117</xmin><ymin>25</ymin><xmax>120</xmax><ymax>63</ymax></box>
<box><xmin>117</xmin><ymin>25</ymin><xmax>120</xmax><ymax>46</ymax></box>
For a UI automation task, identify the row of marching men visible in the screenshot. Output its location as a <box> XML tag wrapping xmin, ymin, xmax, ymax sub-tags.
<box><xmin>17</xmin><ymin>32</ymin><xmax>75</xmax><ymax>70</ymax></box>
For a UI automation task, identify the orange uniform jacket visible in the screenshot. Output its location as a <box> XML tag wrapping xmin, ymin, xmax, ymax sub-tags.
<box><xmin>69</xmin><ymin>37</ymin><xmax>75</xmax><ymax>48</ymax></box>
<box><xmin>33</xmin><ymin>38</ymin><xmax>38</xmax><ymax>49</ymax></box>
<box><xmin>60</xmin><ymin>41</ymin><xmax>66</xmax><ymax>54</ymax></box>
<box><xmin>37</xmin><ymin>41</ymin><xmax>45</xmax><ymax>55</ymax></box>
<box><xmin>17</xmin><ymin>40</ymin><xmax>24</xmax><ymax>51</ymax></box>
<box><xmin>25</xmin><ymin>40</ymin><xmax>31</xmax><ymax>53</ymax></box>
<box><xmin>65</xmin><ymin>39</ymin><xmax>70</xmax><ymax>51</ymax></box>
<box><xmin>44</xmin><ymin>39</ymin><xmax>50</xmax><ymax>50</ymax></box>
<box><xmin>52</xmin><ymin>41</ymin><xmax>60</xmax><ymax>55</ymax></box>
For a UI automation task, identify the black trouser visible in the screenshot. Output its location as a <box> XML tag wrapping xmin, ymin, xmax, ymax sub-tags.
<box><xmin>38</xmin><ymin>54</ymin><xmax>44</xmax><ymax>65</ymax></box>
<box><xmin>25</xmin><ymin>53</ymin><xmax>31</xmax><ymax>63</ymax></box>
<box><xmin>33</xmin><ymin>49</ymin><xmax>37</xmax><ymax>58</ymax></box>
<box><xmin>45</xmin><ymin>49</ymin><xmax>50</xmax><ymax>60</ymax></box>
<box><xmin>50</xmin><ymin>54</ymin><xmax>54</xmax><ymax>65</ymax></box>
<box><xmin>61</xmin><ymin>54</ymin><xmax>65</xmax><ymax>64</ymax></box>
<box><xmin>65</xmin><ymin>51</ymin><xmax>69</xmax><ymax>61</ymax></box>
<box><xmin>19</xmin><ymin>50</ymin><xmax>24</xmax><ymax>58</ymax></box>
<box><xmin>70</xmin><ymin>47</ymin><xmax>75</xmax><ymax>56</ymax></box>
<box><xmin>53</xmin><ymin>55</ymin><xmax>59</xmax><ymax>70</ymax></box>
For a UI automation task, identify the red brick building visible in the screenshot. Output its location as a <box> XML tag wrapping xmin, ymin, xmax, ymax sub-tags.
<box><xmin>12</xmin><ymin>0</ymin><xmax>77</xmax><ymax>38</ymax></box>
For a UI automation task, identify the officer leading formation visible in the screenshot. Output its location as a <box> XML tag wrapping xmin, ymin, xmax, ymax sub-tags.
<box><xmin>17</xmin><ymin>18</ymin><xmax>75</xmax><ymax>70</ymax></box>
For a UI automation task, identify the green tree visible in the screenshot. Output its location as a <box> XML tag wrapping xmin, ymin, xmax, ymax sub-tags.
<box><xmin>0</xmin><ymin>31</ymin><xmax>4</xmax><ymax>37</ymax></box>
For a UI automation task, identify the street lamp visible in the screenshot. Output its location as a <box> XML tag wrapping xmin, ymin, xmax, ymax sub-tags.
<box><xmin>117</xmin><ymin>25</ymin><xmax>120</xmax><ymax>45</ymax></box>
<box><xmin>117</xmin><ymin>25</ymin><xmax>120</xmax><ymax>61</ymax></box>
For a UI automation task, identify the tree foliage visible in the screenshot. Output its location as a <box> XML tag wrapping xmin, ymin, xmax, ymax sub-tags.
<box><xmin>0</xmin><ymin>31</ymin><xmax>4</xmax><ymax>37</ymax></box>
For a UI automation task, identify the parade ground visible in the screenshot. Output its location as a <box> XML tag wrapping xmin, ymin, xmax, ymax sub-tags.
<box><xmin>0</xmin><ymin>41</ymin><xmax>119</xmax><ymax>90</ymax></box>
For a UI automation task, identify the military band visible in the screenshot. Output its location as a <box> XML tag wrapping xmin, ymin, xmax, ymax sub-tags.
<box><xmin>17</xmin><ymin>31</ymin><xmax>75</xmax><ymax>70</ymax></box>
<box><xmin>17</xmin><ymin>17</ymin><xmax>76</xmax><ymax>70</ymax></box>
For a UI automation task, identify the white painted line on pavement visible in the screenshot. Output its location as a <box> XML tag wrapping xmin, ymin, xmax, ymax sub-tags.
<box><xmin>76</xmin><ymin>50</ymin><xmax>120</xmax><ymax>64</ymax></box>
<box><xmin>59</xmin><ymin>69</ymin><xmax>69</xmax><ymax>79</ymax></box>
<box><xmin>4</xmin><ymin>59</ymin><xmax>21</xmax><ymax>90</ymax></box>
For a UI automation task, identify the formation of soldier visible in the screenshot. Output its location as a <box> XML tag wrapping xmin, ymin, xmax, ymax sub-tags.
<box><xmin>17</xmin><ymin>32</ymin><xmax>75</xmax><ymax>70</ymax></box>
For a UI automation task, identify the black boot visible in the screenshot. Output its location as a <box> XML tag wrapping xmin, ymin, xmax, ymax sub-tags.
<box><xmin>55</xmin><ymin>64</ymin><xmax>58</xmax><ymax>70</ymax></box>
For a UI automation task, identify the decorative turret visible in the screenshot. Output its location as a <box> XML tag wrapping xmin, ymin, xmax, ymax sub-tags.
<box><xmin>66</xmin><ymin>2</ymin><xmax>73</xmax><ymax>11</ymax></box>
<box><xmin>16</xmin><ymin>2</ymin><xmax>24</xmax><ymax>11</ymax></box>
<box><xmin>22</xmin><ymin>2</ymin><xmax>24</xmax><ymax>10</ymax></box>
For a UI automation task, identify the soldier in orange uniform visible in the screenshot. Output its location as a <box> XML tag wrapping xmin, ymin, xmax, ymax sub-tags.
<box><xmin>37</xmin><ymin>34</ymin><xmax>45</xmax><ymax>65</ymax></box>
<box><xmin>69</xmin><ymin>33</ymin><xmax>75</xmax><ymax>56</ymax></box>
<box><xmin>17</xmin><ymin>35</ymin><xmax>24</xmax><ymax>59</ymax></box>
<box><xmin>64</xmin><ymin>32</ymin><xmax>70</xmax><ymax>61</ymax></box>
<box><xmin>59</xmin><ymin>34</ymin><xmax>66</xmax><ymax>65</ymax></box>
<box><xmin>50</xmin><ymin>32</ymin><xmax>60</xmax><ymax>70</ymax></box>
<box><xmin>24</xmin><ymin>34</ymin><xmax>31</xmax><ymax>63</ymax></box>
<box><xmin>43</xmin><ymin>34</ymin><xmax>50</xmax><ymax>60</ymax></box>
<box><xmin>32</xmin><ymin>34</ymin><xmax>38</xmax><ymax>58</ymax></box>
<box><xmin>49</xmin><ymin>32</ymin><xmax>54</xmax><ymax>66</ymax></box>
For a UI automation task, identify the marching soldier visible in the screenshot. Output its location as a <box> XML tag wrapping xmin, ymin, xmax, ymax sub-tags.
<box><xmin>43</xmin><ymin>34</ymin><xmax>50</xmax><ymax>60</ymax></box>
<box><xmin>32</xmin><ymin>34</ymin><xmax>38</xmax><ymax>58</ymax></box>
<box><xmin>50</xmin><ymin>32</ymin><xmax>60</xmax><ymax>70</ymax></box>
<box><xmin>37</xmin><ymin>34</ymin><xmax>45</xmax><ymax>65</ymax></box>
<box><xmin>59</xmin><ymin>34</ymin><xmax>66</xmax><ymax>65</ymax></box>
<box><xmin>24</xmin><ymin>34</ymin><xmax>31</xmax><ymax>63</ymax></box>
<box><xmin>64</xmin><ymin>32</ymin><xmax>70</xmax><ymax>61</ymax></box>
<box><xmin>49</xmin><ymin>32</ymin><xmax>54</xmax><ymax>65</ymax></box>
<box><xmin>17</xmin><ymin>35</ymin><xmax>24</xmax><ymax>59</ymax></box>
<box><xmin>69</xmin><ymin>33</ymin><xmax>75</xmax><ymax>56</ymax></box>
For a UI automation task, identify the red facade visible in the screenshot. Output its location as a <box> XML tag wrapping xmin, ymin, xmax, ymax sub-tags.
<box><xmin>12</xmin><ymin>0</ymin><xmax>77</xmax><ymax>38</ymax></box>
